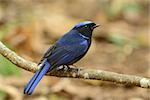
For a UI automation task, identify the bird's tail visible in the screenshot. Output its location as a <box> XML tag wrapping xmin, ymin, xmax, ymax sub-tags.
<box><xmin>24</xmin><ymin>59</ymin><xmax>50</xmax><ymax>95</ymax></box>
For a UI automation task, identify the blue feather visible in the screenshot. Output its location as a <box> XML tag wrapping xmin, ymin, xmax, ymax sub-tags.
<box><xmin>73</xmin><ymin>21</ymin><xmax>94</xmax><ymax>28</ymax></box>
<box><xmin>24</xmin><ymin>59</ymin><xmax>50</xmax><ymax>95</ymax></box>
<box><xmin>24</xmin><ymin>21</ymin><xmax>98</xmax><ymax>95</ymax></box>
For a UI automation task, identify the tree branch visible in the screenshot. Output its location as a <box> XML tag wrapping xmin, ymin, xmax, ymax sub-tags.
<box><xmin>0</xmin><ymin>41</ymin><xmax>150</xmax><ymax>88</ymax></box>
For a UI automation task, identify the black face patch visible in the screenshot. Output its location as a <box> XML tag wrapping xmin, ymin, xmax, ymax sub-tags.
<box><xmin>76</xmin><ymin>25</ymin><xmax>93</xmax><ymax>38</ymax></box>
<box><xmin>72</xmin><ymin>22</ymin><xmax>98</xmax><ymax>38</ymax></box>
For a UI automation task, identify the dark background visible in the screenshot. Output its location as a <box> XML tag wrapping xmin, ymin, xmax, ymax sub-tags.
<box><xmin>0</xmin><ymin>0</ymin><xmax>149</xmax><ymax>100</ymax></box>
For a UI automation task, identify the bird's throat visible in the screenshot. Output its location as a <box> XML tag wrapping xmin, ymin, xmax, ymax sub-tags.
<box><xmin>78</xmin><ymin>33</ymin><xmax>90</xmax><ymax>40</ymax></box>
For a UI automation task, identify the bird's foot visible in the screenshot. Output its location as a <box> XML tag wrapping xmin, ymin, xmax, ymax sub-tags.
<box><xmin>56</xmin><ymin>65</ymin><xmax>70</xmax><ymax>72</ymax></box>
<box><xmin>71</xmin><ymin>65</ymin><xmax>80</xmax><ymax>74</ymax></box>
<box><xmin>63</xmin><ymin>65</ymin><xmax>70</xmax><ymax>72</ymax></box>
<box><xmin>56</xmin><ymin>66</ymin><xmax>63</xmax><ymax>71</ymax></box>
<box><xmin>69</xmin><ymin>65</ymin><xmax>80</xmax><ymax>76</ymax></box>
<box><xmin>77</xmin><ymin>68</ymin><xmax>80</xmax><ymax>76</ymax></box>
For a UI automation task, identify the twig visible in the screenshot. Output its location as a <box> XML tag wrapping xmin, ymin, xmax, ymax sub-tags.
<box><xmin>0</xmin><ymin>41</ymin><xmax>150</xmax><ymax>88</ymax></box>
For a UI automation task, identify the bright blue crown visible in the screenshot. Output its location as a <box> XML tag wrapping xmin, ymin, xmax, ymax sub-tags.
<box><xmin>73</xmin><ymin>21</ymin><xmax>94</xmax><ymax>29</ymax></box>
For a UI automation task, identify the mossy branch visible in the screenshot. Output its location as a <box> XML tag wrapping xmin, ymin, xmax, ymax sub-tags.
<box><xmin>0</xmin><ymin>41</ymin><xmax>150</xmax><ymax>88</ymax></box>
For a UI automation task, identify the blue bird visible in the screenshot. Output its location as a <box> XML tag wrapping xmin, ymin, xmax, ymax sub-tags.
<box><xmin>24</xmin><ymin>21</ymin><xmax>99</xmax><ymax>95</ymax></box>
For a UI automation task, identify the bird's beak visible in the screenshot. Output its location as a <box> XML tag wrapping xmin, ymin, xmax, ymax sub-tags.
<box><xmin>93</xmin><ymin>24</ymin><xmax>100</xmax><ymax>29</ymax></box>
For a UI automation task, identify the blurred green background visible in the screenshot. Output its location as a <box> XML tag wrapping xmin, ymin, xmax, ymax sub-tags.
<box><xmin>0</xmin><ymin>0</ymin><xmax>149</xmax><ymax>100</ymax></box>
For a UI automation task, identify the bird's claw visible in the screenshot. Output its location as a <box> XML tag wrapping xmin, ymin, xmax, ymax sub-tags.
<box><xmin>56</xmin><ymin>66</ymin><xmax>64</xmax><ymax>71</ymax></box>
<box><xmin>56</xmin><ymin>65</ymin><xmax>70</xmax><ymax>72</ymax></box>
<box><xmin>77</xmin><ymin>68</ymin><xmax>80</xmax><ymax>76</ymax></box>
<box><xmin>63</xmin><ymin>65</ymin><xmax>70</xmax><ymax>72</ymax></box>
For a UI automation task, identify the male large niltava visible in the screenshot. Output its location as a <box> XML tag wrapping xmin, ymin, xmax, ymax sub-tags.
<box><xmin>24</xmin><ymin>21</ymin><xmax>99</xmax><ymax>95</ymax></box>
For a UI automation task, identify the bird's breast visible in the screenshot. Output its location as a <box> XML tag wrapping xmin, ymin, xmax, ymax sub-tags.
<box><xmin>80</xmin><ymin>40</ymin><xmax>88</xmax><ymax>46</ymax></box>
<box><xmin>80</xmin><ymin>40</ymin><xmax>87</xmax><ymax>45</ymax></box>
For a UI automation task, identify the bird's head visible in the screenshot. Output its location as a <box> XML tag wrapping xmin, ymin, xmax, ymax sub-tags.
<box><xmin>72</xmin><ymin>21</ymin><xmax>99</xmax><ymax>38</ymax></box>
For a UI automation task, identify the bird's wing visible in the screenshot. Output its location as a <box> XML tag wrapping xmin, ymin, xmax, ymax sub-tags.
<box><xmin>39</xmin><ymin>43</ymin><xmax>87</xmax><ymax>70</ymax></box>
<box><xmin>38</xmin><ymin>45</ymin><xmax>57</xmax><ymax>65</ymax></box>
<box><xmin>55</xmin><ymin>45</ymin><xmax>87</xmax><ymax>65</ymax></box>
